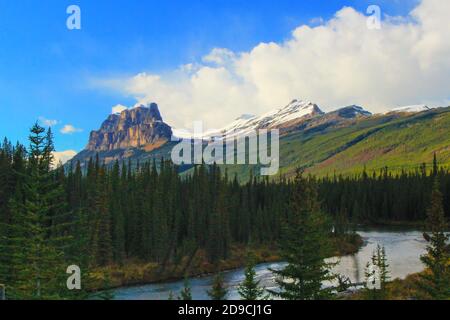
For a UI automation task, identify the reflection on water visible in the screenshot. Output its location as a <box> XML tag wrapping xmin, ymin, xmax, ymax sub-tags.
<box><xmin>112</xmin><ymin>229</ymin><xmax>427</xmax><ymax>300</ymax></box>
<box><xmin>330</xmin><ymin>230</ymin><xmax>426</xmax><ymax>285</ymax></box>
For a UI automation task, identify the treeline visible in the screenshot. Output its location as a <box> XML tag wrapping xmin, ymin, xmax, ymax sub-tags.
<box><xmin>0</xmin><ymin>126</ymin><xmax>83</xmax><ymax>299</ymax></box>
<box><xmin>0</xmin><ymin>124</ymin><xmax>449</xmax><ymax>299</ymax></box>
<box><xmin>319</xmin><ymin>160</ymin><xmax>450</xmax><ymax>222</ymax></box>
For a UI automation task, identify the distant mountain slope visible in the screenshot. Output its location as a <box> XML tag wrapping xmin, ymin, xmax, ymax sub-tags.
<box><xmin>302</xmin><ymin>107</ymin><xmax>450</xmax><ymax>176</ymax></box>
<box><xmin>69</xmin><ymin>100</ymin><xmax>449</xmax><ymax>179</ymax></box>
<box><xmin>216</xmin><ymin>106</ymin><xmax>449</xmax><ymax>181</ymax></box>
<box><xmin>389</xmin><ymin>104</ymin><xmax>431</xmax><ymax>113</ymax></box>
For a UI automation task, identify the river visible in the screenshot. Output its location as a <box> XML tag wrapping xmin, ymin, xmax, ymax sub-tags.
<box><xmin>111</xmin><ymin>228</ymin><xmax>427</xmax><ymax>300</ymax></box>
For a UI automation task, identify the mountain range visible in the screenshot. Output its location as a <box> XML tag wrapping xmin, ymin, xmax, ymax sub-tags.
<box><xmin>68</xmin><ymin>100</ymin><xmax>450</xmax><ymax>179</ymax></box>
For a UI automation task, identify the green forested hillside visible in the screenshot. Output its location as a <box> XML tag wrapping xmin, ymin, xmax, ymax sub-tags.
<box><xmin>232</xmin><ymin>107</ymin><xmax>450</xmax><ymax>180</ymax></box>
<box><xmin>298</xmin><ymin>107</ymin><xmax>450</xmax><ymax>176</ymax></box>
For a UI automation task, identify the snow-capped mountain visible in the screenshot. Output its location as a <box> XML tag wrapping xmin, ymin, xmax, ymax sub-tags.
<box><xmin>217</xmin><ymin>113</ymin><xmax>258</xmax><ymax>135</ymax></box>
<box><xmin>390</xmin><ymin>104</ymin><xmax>431</xmax><ymax>113</ymax></box>
<box><xmin>172</xmin><ymin>100</ymin><xmax>376</xmax><ymax>139</ymax></box>
<box><xmin>254</xmin><ymin>99</ymin><xmax>324</xmax><ymax>128</ymax></box>
<box><xmin>217</xmin><ymin>99</ymin><xmax>324</xmax><ymax>138</ymax></box>
<box><xmin>173</xmin><ymin>99</ymin><xmax>323</xmax><ymax>139</ymax></box>
<box><xmin>333</xmin><ymin>105</ymin><xmax>372</xmax><ymax>118</ymax></box>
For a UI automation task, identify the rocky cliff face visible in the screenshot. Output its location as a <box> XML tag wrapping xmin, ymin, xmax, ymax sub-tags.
<box><xmin>86</xmin><ymin>103</ymin><xmax>172</xmax><ymax>152</ymax></box>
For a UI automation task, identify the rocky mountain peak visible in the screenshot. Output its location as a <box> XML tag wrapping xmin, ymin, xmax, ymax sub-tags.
<box><xmin>86</xmin><ymin>103</ymin><xmax>172</xmax><ymax>152</ymax></box>
<box><xmin>332</xmin><ymin>105</ymin><xmax>372</xmax><ymax>118</ymax></box>
<box><xmin>270</xmin><ymin>99</ymin><xmax>324</xmax><ymax>121</ymax></box>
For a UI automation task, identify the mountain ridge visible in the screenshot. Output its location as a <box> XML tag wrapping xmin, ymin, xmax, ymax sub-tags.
<box><xmin>68</xmin><ymin>100</ymin><xmax>450</xmax><ymax>178</ymax></box>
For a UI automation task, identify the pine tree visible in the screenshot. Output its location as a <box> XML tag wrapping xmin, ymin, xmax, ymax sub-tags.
<box><xmin>419</xmin><ymin>178</ymin><xmax>450</xmax><ymax>299</ymax></box>
<box><xmin>363</xmin><ymin>245</ymin><xmax>390</xmax><ymax>300</ymax></box>
<box><xmin>179</xmin><ymin>278</ymin><xmax>192</xmax><ymax>300</ymax></box>
<box><xmin>376</xmin><ymin>245</ymin><xmax>390</xmax><ymax>295</ymax></box>
<box><xmin>110</xmin><ymin>160</ymin><xmax>125</xmax><ymax>264</ymax></box>
<box><xmin>432</xmin><ymin>153</ymin><xmax>438</xmax><ymax>177</ymax></box>
<box><xmin>363</xmin><ymin>259</ymin><xmax>378</xmax><ymax>300</ymax></box>
<box><xmin>0</xmin><ymin>124</ymin><xmax>70</xmax><ymax>299</ymax></box>
<box><xmin>97</xmin><ymin>274</ymin><xmax>115</xmax><ymax>300</ymax></box>
<box><xmin>0</xmin><ymin>139</ymin><xmax>18</xmax><ymax>288</ymax></box>
<box><xmin>207</xmin><ymin>273</ymin><xmax>228</xmax><ymax>300</ymax></box>
<box><xmin>269</xmin><ymin>170</ymin><xmax>336</xmax><ymax>300</ymax></box>
<box><xmin>237</xmin><ymin>254</ymin><xmax>266</xmax><ymax>300</ymax></box>
<box><xmin>92</xmin><ymin>165</ymin><xmax>113</xmax><ymax>267</ymax></box>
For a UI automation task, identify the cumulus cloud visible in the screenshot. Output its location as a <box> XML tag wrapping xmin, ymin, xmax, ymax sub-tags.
<box><xmin>309</xmin><ymin>17</ymin><xmax>325</xmax><ymax>26</ymax></box>
<box><xmin>38</xmin><ymin>117</ymin><xmax>58</xmax><ymax>127</ymax></box>
<box><xmin>96</xmin><ymin>0</ymin><xmax>450</xmax><ymax>130</ymax></box>
<box><xmin>60</xmin><ymin>124</ymin><xmax>83</xmax><ymax>134</ymax></box>
<box><xmin>52</xmin><ymin>150</ymin><xmax>77</xmax><ymax>166</ymax></box>
<box><xmin>202</xmin><ymin>48</ymin><xmax>236</xmax><ymax>66</ymax></box>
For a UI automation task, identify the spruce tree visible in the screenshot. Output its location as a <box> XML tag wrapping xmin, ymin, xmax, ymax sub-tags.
<box><xmin>179</xmin><ymin>278</ymin><xmax>192</xmax><ymax>300</ymax></box>
<box><xmin>376</xmin><ymin>245</ymin><xmax>390</xmax><ymax>295</ymax></box>
<box><xmin>0</xmin><ymin>124</ymin><xmax>70</xmax><ymax>299</ymax></box>
<box><xmin>269</xmin><ymin>170</ymin><xmax>336</xmax><ymax>300</ymax></box>
<box><xmin>363</xmin><ymin>259</ymin><xmax>378</xmax><ymax>300</ymax></box>
<box><xmin>363</xmin><ymin>245</ymin><xmax>390</xmax><ymax>300</ymax></box>
<box><xmin>110</xmin><ymin>160</ymin><xmax>125</xmax><ymax>264</ymax></box>
<box><xmin>237</xmin><ymin>254</ymin><xmax>266</xmax><ymax>300</ymax></box>
<box><xmin>432</xmin><ymin>153</ymin><xmax>438</xmax><ymax>177</ymax></box>
<box><xmin>419</xmin><ymin>178</ymin><xmax>450</xmax><ymax>299</ymax></box>
<box><xmin>207</xmin><ymin>273</ymin><xmax>228</xmax><ymax>300</ymax></box>
<box><xmin>92</xmin><ymin>165</ymin><xmax>113</xmax><ymax>267</ymax></box>
<box><xmin>97</xmin><ymin>274</ymin><xmax>115</xmax><ymax>300</ymax></box>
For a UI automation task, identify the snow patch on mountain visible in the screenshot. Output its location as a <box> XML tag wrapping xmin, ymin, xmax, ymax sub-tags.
<box><xmin>390</xmin><ymin>105</ymin><xmax>431</xmax><ymax>113</ymax></box>
<box><xmin>219</xmin><ymin>99</ymin><xmax>323</xmax><ymax>137</ymax></box>
<box><xmin>343</xmin><ymin>105</ymin><xmax>372</xmax><ymax>117</ymax></box>
<box><xmin>173</xmin><ymin>99</ymin><xmax>323</xmax><ymax>139</ymax></box>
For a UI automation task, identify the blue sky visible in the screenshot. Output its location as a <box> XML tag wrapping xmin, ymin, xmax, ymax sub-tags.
<box><xmin>0</xmin><ymin>0</ymin><xmax>426</xmax><ymax>153</ymax></box>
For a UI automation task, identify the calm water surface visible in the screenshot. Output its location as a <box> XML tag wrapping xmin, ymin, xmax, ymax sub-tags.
<box><xmin>112</xmin><ymin>229</ymin><xmax>427</xmax><ymax>300</ymax></box>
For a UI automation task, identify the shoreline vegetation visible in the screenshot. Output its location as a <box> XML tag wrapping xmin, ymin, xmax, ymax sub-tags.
<box><xmin>89</xmin><ymin>233</ymin><xmax>363</xmax><ymax>292</ymax></box>
<box><xmin>346</xmin><ymin>272</ymin><xmax>424</xmax><ymax>300</ymax></box>
<box><xmin>346</xmin><ymin>266</ymin><xmax>450</xmax><ymax>300</ymax></box>
<box><xmin>91</xmin><ymin>220</ymin><xmax>449</xmax><ymax>299</ymax></box>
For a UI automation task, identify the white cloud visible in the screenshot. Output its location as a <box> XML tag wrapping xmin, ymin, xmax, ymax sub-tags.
<box><xmin>309</xmin><ymin>17</ymin><xmax>324</xmax><ymax>26</ymax></box>
<box><xmin>112</xmin><ymin>104</ymin><xmax>128</xmax><ymax>114</ymax></box>
<box><xmin>96</xmin><ymin>0</ymin><xmax>450</xmax><ymax>130</ymax></box>
<box><xmin>52</xmin><ymin>150</ymin><xmax>77</xmax><ymax>166</ymax></box>
<box><xmin>202</xmin><ymin>48</ymin><xmax>236</xmax><ymax>66</ymax></box>
<box><xmin>60</xmin><ymin>124</ymin><xmax>83</xmax><ymax>134</ymax></box>
<box><xmin>38</xmin><ymin>117</ymin><xmax>58</xmax><ymax>127</ymax></box>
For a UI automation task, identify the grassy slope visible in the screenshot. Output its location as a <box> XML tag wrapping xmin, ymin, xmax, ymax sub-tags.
<box><xmin>305</xmin><ymin>108</ymin><xmax>450</xmax><ymax>176</ymax></box>
<box><xmin>228</xmin><ymin>107</ymin><xmax>450</xmax><ymax>180</ymax></box>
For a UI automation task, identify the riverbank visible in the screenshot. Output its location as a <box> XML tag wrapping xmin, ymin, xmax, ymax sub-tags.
<box><xmin>345</xmin><ymin>271</ymin><xmax>429</xmax><ymax>300</ymax></box>
<box><xmin>358</xmin><ymin>220</ymin><xmax>426</xmax><ymax>229</ymax></box>
<box><xmin>346</xmin><ymin>245</ymin><xmax>450</xmax><ymax>300</ymax></box>
<box><xmin>88</xmin><ymin>233</ymin><xmax>363</xmax><ymax>292</ymax></box>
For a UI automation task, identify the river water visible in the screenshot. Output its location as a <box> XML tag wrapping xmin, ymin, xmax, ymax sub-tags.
<box><xmin>111</xmin><ymin>229</ymin><xmax>427</xmax><ymax>300</ymax></box>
